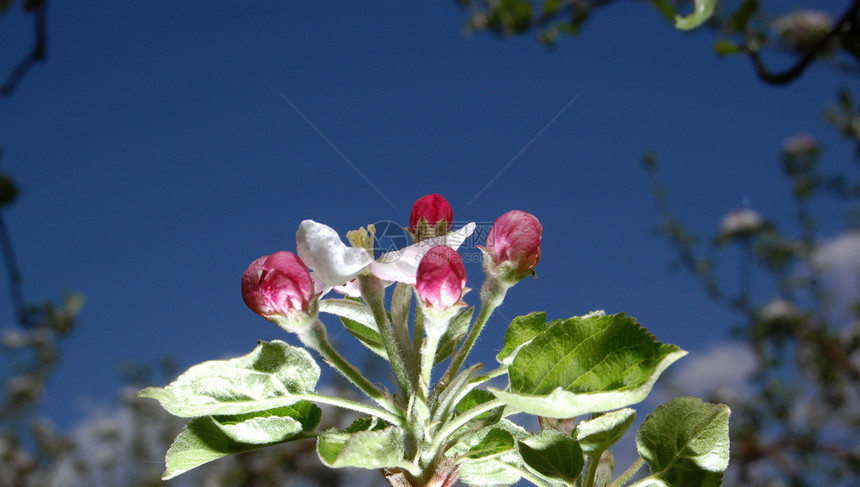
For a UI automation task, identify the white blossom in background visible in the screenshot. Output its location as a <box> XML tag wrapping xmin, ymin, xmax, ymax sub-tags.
<box><xmin>760</xmin><ymin>298</ymin><xmax>801</xmax><ymax>323</ymax></box>
<box><xmin>0</xmin><ymin>329</ymin><xmax>28</xmax><ymax>349</ymax></box>
<box><xmin>772</xmin><ymin>10</ymin><xmax>833</xmax><ymax>52</ymax></box>
<box><xmin>718</xmin><ymin>207</ymin><xmax>765</xmax><ymax>242</ymax></box>
<box><xmin>782</xmin><ymin>132</ymin><xmax>819</xmax><ymax>156</ymax></box>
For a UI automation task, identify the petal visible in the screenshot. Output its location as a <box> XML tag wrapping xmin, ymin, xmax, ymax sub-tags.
<box><xmin>308</xmin><ymin>271</ymin><xmax>331</xmax><ymax>297</ymax></box>
<box><xmin>371</xmin><ymin>222</ymin><xmax>475</xmax><ymax>284</ymax></box>
<box><xmin>332</xmin><ymin>279</ymin><xmax>363</xmax><ymax>298</ymax></box>
<box><xmin>296</xmin><ymin>220</ymin><xmax>374</xmax><ymax>287</ymax></box>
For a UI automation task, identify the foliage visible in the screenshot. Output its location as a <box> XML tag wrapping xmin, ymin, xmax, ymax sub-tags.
<box><xmin>457</xmin><ymin>0</ymin><xmax>860</xmax><ymax>85</ymax></box>
<box><xmin>454</xmin><ymin>1</ymin><xmax>860</xmax><ymax>484</ymax></box>
<box><xmin>140</xmin><ymin>197</ymin><xmax>730</xmax><ymax>486</ymax></box>
<box><xmin>642</xmin><ymin>92</ymin><xmax>860</xmax><ymax>485</ymax></box>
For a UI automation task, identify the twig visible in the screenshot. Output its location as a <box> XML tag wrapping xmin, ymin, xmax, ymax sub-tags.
<box><xmin>747</xmin><ymin>0</ymin><xmax>860</xmax><ymax>85</ymax></box>
<box><xmin>0</xmin><ymin>0</ymin><xmax>49</xmax><ymax>97</ymax></box>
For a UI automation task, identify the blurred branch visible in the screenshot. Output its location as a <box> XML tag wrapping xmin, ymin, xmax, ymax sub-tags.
<box><xmin>0</xmin><ymin>212</ymin><xmax>32</xmax><ymax>327</ymax></box>
<box><xmin>0</xmin><ymin>0</ymin><xmax>48</xmax><ymax>97</ymax></box>
<box><xmin>645</xmin><ymin>111</ymin><xmax>860</xmax><ymax>485</ymax></box>
<box><xmin>747</xmin><ymin>0</ymin><xmax>860</xmax><ymax>85</ymax></box>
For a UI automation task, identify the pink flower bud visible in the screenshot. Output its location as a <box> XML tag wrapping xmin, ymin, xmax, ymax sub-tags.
<box><xmin>410</xmin><ymin>194</ymin><xmax>454</xmax><ymax>235</ymax></box>
<box><xmin>485</xmin><ymin>210</ymin><xmax>542</xmax><ymax>279</ymax></box>
<box><xmin>242</xmin><ymin>251</ymin><xmax>315</xmax><ymax>323</ymax></box>
<box><xmin>416</xmin><ymin>246</ymin><xmax>467</xmax><ymax>309</ymax></box>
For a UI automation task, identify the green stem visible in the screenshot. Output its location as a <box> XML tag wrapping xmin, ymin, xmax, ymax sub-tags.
<box><xmin>359</xmin><ymin>274</ymin><xmax>412</xmax><ymax>401</ymax></box>
<box><xmin>298</xmin><ymin>319</ymin><xmax>395</xmax><ymax>413</ymax></box>
<box><xmin>439</xmin><ymin>277</ymin><xmax>507</xmax><ymax>390</ymax></box>
<box><xmin>297</xmin><ymin>392</ymin><xmax>403</xmax><ymax>426</ymax></box>
<box><xmin>471</xmin><ymin>364</ymin><xmax>509</xmax><ymax>383</ymax></box>
<box><xmin>419</xmin><ymin>308</ymin><xmax>454</xmax><ymax>399</ymax></box>
<box><xmin>390</xmin><ymin>282</ymin><xmax>415</xmax><ymax>374</ymax></box>
<box><xmin>583</xmin><ymin>453</ymin><xmax>601</xmax><ymax>487</ymax></box>
<box><xmin>609</xmin><ymin>457</ymin><xmax>645</xmax><ymax>487</ymax></box>
<box><xmin>411</xmin><ymin>306</ymin><xmax>424</xmax><ymax>399</ymax></box>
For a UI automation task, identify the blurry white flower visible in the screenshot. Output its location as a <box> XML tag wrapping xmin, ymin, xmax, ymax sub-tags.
<box><xmin>0</xmin><ymin>329</ymin><xmax>28</xmax><ymax>349</ymax></box>
<box><xmin>773</xmin><ymin>10</ymin><xmax>833</xmax><ymax>51</ymax></box>
<box><xmin>782</xmin><ymin>132</ymin><xmax>818</xmax><ymax>157</ymax></box>
<box><xmin>760</xmin><ymin>298</ymin><xmax>801</xmax><ymax>323</ymax></box>
<box><xmin>718</xmin><ymin>208</ymin><xmax>765</xmax><ymax>241</ymax></box>
<box><xmin>6</xmin><ymin>375</ymin><xmax>41</xmax><ymax>401</ymax></box>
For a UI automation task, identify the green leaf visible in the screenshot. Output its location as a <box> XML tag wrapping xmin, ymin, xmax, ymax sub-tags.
<box><xmin>490</xmin><ymin>312</ymin><xmax>686</xmax><ymax>418</ymax></box>
<box><xmin>714</xmin><ymin>39</ymin><xmax>743</xmax><ymax>56</ymax></box>
<box><xmin>518</xmin><ymin>429</ymin><xmax>584</xmax><ymax>484</ymax></box>
<box><xmin>432</xmin><ymin>363</ymin><xmax>485</xmax><ymax>426</ymax></box>
<box><xmin>636</xmin><ymin>397</ymin><xmax>731</xmax><ymax>486</ymax></box>
<box><xmin>455</xmin><ymin>389</ymin><xmax>504</xmax><ymax>424</ymax></box>
<box><xmin>459</xmin><ymin>458</ymin><xmax>522</xmax><ymax>486</ymax></box>
<box><xmin>450</xmin><ymin>420</ymin><xmax>529</xmax><ymax>486</ymax></box>
<box><xmin>347</xmin><ymin>416</ymin><xmax>386</xmax><ymax>433</ymax></box>
<box><xmin>729</xmin><ymin>0</ymin><xmax>759</xmax><ymax>32</ymax></box>
<box><xmin>542</xmin><ymin>0</ymin><xmax>564</xmax><ymax>16</ymax></box>
<box><xmin>650</xmin><ymin>0</ymin><xmax>678</xmax><ymax>23</ymax></box>
<box><xmin>461</xmin><ymin>428</ymin><xmax>516</xmax><ymax>459</ymax></box>
<box><xmin>319</xmin><ymin>298</ymin><xmax>387</xmax><ymax>359</ymax></box>
<box><xmin>162</xmin><ymin>413</ymin><xmax>314</xmax><ymax>480</ymax></box>
<box><xmin>340</xmin><ymin>315</ymin><xmax>386</xmax><ymax>358</ymax></box>
<box><xmin>317</xmin><ymin>417</ymin><xmax>407</xmax><ymax>469</ymax></box>
<box><xmin>496</xmin><ymin>311</ymin><xmax>547</xmax><ymax>365</ymax></box>
<box><xmin>436</xmin><ymin>307</ymin><xmax>474</xmax><ymax>365</ymax></box>
<box><xmin>674</xmin><ymin>0</ymin><xmax>715</xmax><ymax>30</ymax></box>
<box><xmin>212</xmin><ymin>401</ymin><xmax>321</xmax><ymax>444</ymax></box>
<box><xmin>138</xmin><ymin>340</ymin><xmax>319</xmax><ymax>417</ymax></box>
<box><xmin>574</xmin><ymin>408</ymin><xmax>636</xmax><ymax>456</ymax></box>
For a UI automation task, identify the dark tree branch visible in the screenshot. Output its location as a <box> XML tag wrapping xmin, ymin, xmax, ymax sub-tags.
<box><xmin>0</xmin><ymin>0</ymin><xmax>49</xmax><ymax>97</ymax></box>
<box><xmin>748</xmin><ymin>0</ymin><xmax>860</xmax><ymax>85</ymax></box>
<box><xmin>0</xmin><ymin>211</ymin><xmax>33</xmax><ymax>327</ymax></box>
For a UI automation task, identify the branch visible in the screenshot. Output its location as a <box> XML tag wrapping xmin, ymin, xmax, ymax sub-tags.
<box><xmin>0</xmin><ymin>0</ymin><xmax>49</xmax><ymax>97</ymax></box>
<box><xmin>747</xmin><ymin>0</ymin><xmax>860</xmax><ymax>85</ymax></box>
<box><xmin>0</xmin><ymin>211</ymin><xmax>33</xmax><ymax>327</ymax></box>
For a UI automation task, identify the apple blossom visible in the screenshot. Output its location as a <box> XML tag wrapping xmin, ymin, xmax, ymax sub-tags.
<box><xmin>410</xmin><ymin>193</ymin><xmax>454</xmax><ymax>241</ymax></box>
<box><xmin>416</xmin><ymin>246</ymin><xmax>467</xmax><ymax>310</ymax></box>
<box><xmin>484</xmin><ymin>209</ymin><xmax>542</xmax><ymax>281</ymax></box>
<box><xmin>296</xmin><ymin>219</ymin><xmax>475</xmax><ymax>296</ymax></box>
<box><xmin>241</xmin><ymin>251</ymin><xmax>316</xmax><ymax>331</ymax></box>
<box><xmin>144</xmin><ymin>196</ymin><xmax>731</xmax><ymax>487</ymax></box>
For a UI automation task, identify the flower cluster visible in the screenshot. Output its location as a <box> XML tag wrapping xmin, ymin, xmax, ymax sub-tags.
<box><xmin>144</xmin><ymin>193</ymin><xmax>732</xmax><ymax>487</ymax></box>
<box><xmin>241</xmin><ymin>194</ymin><xmax>542</xmax><ymax>326</ymax></box>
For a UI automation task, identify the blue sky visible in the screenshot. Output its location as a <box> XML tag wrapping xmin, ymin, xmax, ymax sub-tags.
<box><xmin>1</xmin><ymin>0</ymin><xmax>854</xmax><ymax>437</ymax></box>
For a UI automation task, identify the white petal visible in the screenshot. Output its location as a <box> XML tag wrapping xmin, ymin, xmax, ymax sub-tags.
<box><xmin>370</xmin><ymin>222</ymin><xmax>476</xmax><ymax>284</ymax></box>
<box><xmin>296</xmin><ymin>220</ymin><xmax>374</xmax><ymax>287</ymax></box>
<box><xmin>308</xmin><ymin>272</ymin><xmax>332</xmax><ymax>297</ymax></box>
<box><xmin>332</xmin><ymin>279</ymin><xmax>363</xmax><ymax>298</ymax></box>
